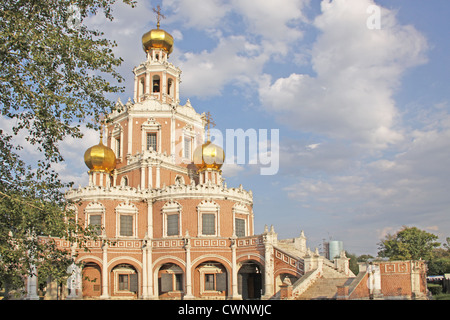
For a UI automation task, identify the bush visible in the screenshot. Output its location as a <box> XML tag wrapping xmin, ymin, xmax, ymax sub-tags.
<box><xmin>428</xmin><ymin>283</ymin><xmax>443</xmax><ymax>295</ymax></box>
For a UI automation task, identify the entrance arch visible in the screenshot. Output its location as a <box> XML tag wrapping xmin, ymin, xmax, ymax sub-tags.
<box><xmin>82</xmin><ymin>262</ymin><xmax>102</xmax><ymax>298</ymax></box>
<box><xmin>110</xmin><ymin>264</ymin><xmax>139</xmax><ymax>298</ymax></box>
<box><xmin>194</xmin><ymin>260</ymin><xmax>228</xmax><ymax>299</ymax></box>
<box><xmin>238</xmin><ymin>261</ymin><xmax>264</xmax><ymax>300</ymax></box>
<box><xmin>158</xmin><ymin>263</ymin><xmax>184</xmax><ymax>299</ymax></box>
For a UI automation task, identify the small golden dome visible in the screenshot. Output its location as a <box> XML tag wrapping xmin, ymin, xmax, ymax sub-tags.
<box><xmin>142</xmin><ymin>27</ymin><xmax>174</xmax><ymax>54</ymax></box>
<box><xmin>193</xmin><ymin>140</ymin><xmax>225</xmax><ymax>171</ymax></box>
<box><xmin>84</xmin><ymin>139</ymin><xmax>116</xmax><ymax>173</ymax></box>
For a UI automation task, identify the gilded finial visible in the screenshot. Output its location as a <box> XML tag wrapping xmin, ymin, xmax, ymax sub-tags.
<box><xmin>203</xmin><ymin>112</ymin><xmax>216</xmax><ymax>141</ymax></box>
<box><xmin>153</xmin><ymin>5</ymin><xmax>166</xmax><ymax>29</ymax></box>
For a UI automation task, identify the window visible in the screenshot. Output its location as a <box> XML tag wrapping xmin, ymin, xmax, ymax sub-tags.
<box><xmin>120</xmin><ymin>215</ymin><xmax>133</xmax><ymax>237</ymax></box>
<box><xmin>205</xmin><ymin>274</ymin><xmax>215</xmax><ymax>291</ymax></box>
<box><xmin>89</xmin><ymin>214</ymin><xmax>102</xmax><ymax>235</ymax></box>
<box><xmin>175</xmin><ymin>274</ymin><xmax>183</xmax><ymax>291</ymax></box>
<box><xmin>202</xmin><ymin>214</ymin><xmax>216</xmax><ymax>235</ymax></box>
<box><xmin>153</xmin><ymin>76</ymin><xmax>160</xmax><ymax>93</ymax></box>
<box><xmin>166</xmin><ymin>214</ymin><xmax>179</xmax><ymax>236</ymax></box>
<box><xmin>235</xmin><ymin>218</ymin><xmax>246</xmax><ymax>237</ymax></box>
<box><xmin>184</xmin><ymin>136</ymin><xmax>191</xmax><ymax>159</ymax></box>
<box><xmin>119</xmin><ymin>274</ymin><xmax>128</xmax><ymax>291</ymax></box>
<box><xmin>118</xmin><ymin>273</ymin><xmax>138</xmax><ymax>292</ymax></box>
<box><xmin>115</xmin><ymin>137</ymin><xmax>121</xmax><ymax>157</ymax></box>
<box><xmin>203</xmin><ymin>273</ymin><xmax>226</xmax><ymax>292</ymax></box>
<box><xmin>139</xmin><ymin>78</ymin><xmax>145</xmax><ymax>97</ymax></box>
<box><xmin>147</xmin><ymin>132</ymin><xmax>157</xmax><ymax>151</ymax></box>
<box><xmin>167</xmin><ymin>78</ymin><xmax>174</xmax><ymax>96</ymax></box>
<box><xmin>160</xmin><ymin>264</ymin><xmax>184</xmax><ymax>293</ymax></box>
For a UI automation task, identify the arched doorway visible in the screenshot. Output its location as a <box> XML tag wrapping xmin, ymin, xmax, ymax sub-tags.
<box><xmin>194</xmin><ymin>261</ymin><xmax>228</xmax><ymax>299</ymax></box>
<box><xmin>238</xmin><ymin>261</ymin><xmax>264</xmax><ymax>300</ymax></box>
<box><xmin>158</xmin><ymin>263</ymin><xmax>184</xmax><ymax>299</ymax></box>
<box><xmin>82</xmin><ymin>262</ymin><xmax>102</xmax><ymax>298</ymax></box>
<box><xmin>111</xmin><ymin>264</ymin><xmax>139</xmax><ymax>299</ymax></box>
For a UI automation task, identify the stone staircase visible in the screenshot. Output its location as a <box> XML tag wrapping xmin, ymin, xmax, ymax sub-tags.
<box><xmin>274</xmin><ymin>238</ymin><xmax>356</xmax><ymax>300</ymax></box>
<box><xmin>296</xmin><ymin>277</ymin><xmax>354</xmax><ymax>300</ymax></box>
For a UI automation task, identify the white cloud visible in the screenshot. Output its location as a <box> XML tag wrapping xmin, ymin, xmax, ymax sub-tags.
<box><xmin>174</xmin><ymin>35</ymin><xmax>267</xmax><ymax>97</ymax></box>
<box><xmin>259</xmin><ymin>0</ymin><xmax>428</xmax><ymax>150</ymax></box>
<box><xmin>231</xmin><ymin>0</ymin><xmax>308</xmax><ymax>55</ymax></box>
<box><xmin>165</xmin><ymin>0</ymin><xmax>232</xmax><ymax>30</ymax></box>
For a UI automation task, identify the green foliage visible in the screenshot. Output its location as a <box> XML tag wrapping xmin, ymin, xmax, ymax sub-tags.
<box><xmin>0</xmin><ymin>0</ymin><xmax>135</xmax><ymax>293</ymax></box>
<box><xmin>428</xmin><ymin>238</ymin><xmax>450</xmax><ymax>275</ymax></box>
<box><xmin>377</xmin><ymin>226</ymin><xmax>440</xmax><ymax>261</ymax></box>
<box><xmin>428</xmin><ymin>283</ymin><xmax>443</xmax><ymax>296</ymax></box>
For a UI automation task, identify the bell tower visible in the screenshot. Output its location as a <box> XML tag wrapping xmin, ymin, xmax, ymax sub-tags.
<box><xmin>134</xmin><ymin>5</ymin><xmax>180</xmax><ymax>105</ymax></box>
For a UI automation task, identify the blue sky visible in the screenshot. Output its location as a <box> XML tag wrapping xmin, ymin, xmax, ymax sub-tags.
<box><xmin>8</xmin><ymin>0</ymin><xmax>448</xmax><ymax>256</ymax></box>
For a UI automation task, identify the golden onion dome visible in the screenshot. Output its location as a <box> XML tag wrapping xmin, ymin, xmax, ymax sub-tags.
<box><xmin>142</xmin><ymin>27</ymin><xmax>174</xmax><ymax>54</ymax></box>
<box><xmin>193</xmin><ymin>140</ymin><xmax>225</xmax><ymax>171</ymax></box>
<box><xmin>84</xmin><ymin>138</ymin><xmax>116</xmax><ymax>173</ymax></box>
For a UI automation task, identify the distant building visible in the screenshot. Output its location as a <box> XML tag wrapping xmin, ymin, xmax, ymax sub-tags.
<box><xmin>323</xmin><ymin>240</ymin><xmax>344</xmax><ymax>260</ymax></box>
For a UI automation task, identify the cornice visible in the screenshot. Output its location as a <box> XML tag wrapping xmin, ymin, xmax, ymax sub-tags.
<box><xmin>65</xmin><ymin>181</ymin><xmax>253</xmax><ymax>205</ymax></box>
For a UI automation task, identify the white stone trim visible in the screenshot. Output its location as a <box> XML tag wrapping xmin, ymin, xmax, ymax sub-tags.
<box><xmin>85</xmin><ymin>201</ymin><xmax>105</xmax><ymax>232</ymax></box>
<box><xmin>197</xmin><ymin>200</ymin><xmax>220</xmax><ymax>237</ymax></box>
<box><xmin>115</xmin><ymin>202</ymin><xmax>138</xmax><ymax>238</ymax></box>
<box><xmin>162</xmin><ymin>200</ymin><xmax>182</xmax><ymax>238</ymax></box>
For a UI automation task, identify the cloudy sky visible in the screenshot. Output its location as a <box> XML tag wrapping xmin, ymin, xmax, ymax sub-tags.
<box><xmin>27</xmin><ymin>0</ymin><xmax>450</xmax><ymax>256</ymax></box>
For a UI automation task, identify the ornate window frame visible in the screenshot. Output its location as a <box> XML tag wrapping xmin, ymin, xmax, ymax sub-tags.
<box><xmin>141</xmin><ymin>118</ymin><xmax>161</xmax><ymax>153</ymax></box>
<box><xmin>233</xmin><ymin>203</ymin><xmax>250</xmax><ymax>237</ymax></box>
<box><xmin>115</xmin><ymin>202</ymin><xmax>138</xmax><ymax>238</ymax></box>
<box><xmin>85</xmin><ymin>202</ymin><xmax>105</xmax><ymax>235</ymax></box>
<box><xmin>182</xmin><ymin>124</ymin><xmax>196</xmax><ymax>162</ymax></box>
<box><xmin>197</xmin><ymin>200</ymin><xmax>220</xmax><ymax>237</ymax></box>
<box><xmin>112</xmin><ymin>123</ymin><xmax>124</xmax><ymax>161</ymax></box>
<box><xmin>162</xmin><ymin>200</ymin><xmax>182</xmax><ymax>238</ymax></box>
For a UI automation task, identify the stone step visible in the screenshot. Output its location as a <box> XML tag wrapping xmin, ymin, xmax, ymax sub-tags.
<box><xmin>297</xmin><ymin>277</ymin><xmax>354</xmax><ymax>300</ymax></box>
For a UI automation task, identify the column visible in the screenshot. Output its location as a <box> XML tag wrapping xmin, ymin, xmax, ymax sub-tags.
<box><xmin>134</xmin><ymin>77</ymin><xmax>138</xmax><ymax>102</ymax></box>
<box><xmin>140</xmin><ymin>162</ymin><xmax>146</xmax><ymax>189</ymax></box>
<box><xmin>148</xmin><ymin>164</ymin><xmax>153</xmax><ymax>188</ymax></box>
<box><xmin>170</xmin><ymin>111</ymin><xmax>175</xmax><ymax>158</ymax></box>
<box><xmin>262</xmin><ymin>228</ymin><xmax>276</xmax><ymax>299</ymax></box>
<box><xmin>128</xmin><ymin>116</ymin><xmax>132</xmax><ymax>155</ymax></box>
<box><xmin>147</xmin><ymin>243</ymin><xmax>155</xmax><ymax>298</ymax></box>
<box><xmin>147</xmin><ymin>199</ymin><xmax>153</xmax><ymax>238</ymax></box>
<box><xmin>184</xmin><ymin>237</ymin><xmax>194</xmax><ymax>299</ymax></box>
<box><xmin>230</xmin><ymin>238</ymin><xmax>241</xmax><ymax>299</ymax></box>
<box><xmin>263</xmin><ymin>244</ymin><xmax>274</xmax><ymax>298</ymax></box>
<box><xmin>156</xmin><ymin>164</ymin><xmax>161</xmax><ymax>189</ymax></box>
<box><xmin>100</xmin><ymin>242</ymin><xmax>109</xmax><ymax>299</ymax></box>
<box><xmin>142</xmin><ymin>242</ymin><xmax>148</xmax><ymax>299</ymax></box>
<box><xmin>146</xmin><ymin>71</ymin><xmax>150</xmax><ymax>96</ymax></box>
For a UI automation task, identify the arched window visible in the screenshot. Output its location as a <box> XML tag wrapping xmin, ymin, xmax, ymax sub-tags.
<box><xmin>152</xmin><ymin>75</ymin><xmax>160</xmax><ymax>93</ymax></box>
<box><xmin>167</xmin><ymin>78</ymin><xmax>174</xmax><ymax>97</ymax></box>
<box><xmin>139</xmin><ymin>78</ymin><xmax>145</xmax><ymax>97</ymax></box>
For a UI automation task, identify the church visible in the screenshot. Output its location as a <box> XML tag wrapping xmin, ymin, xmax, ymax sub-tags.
<box><xmin>47</xmin><ymin>13</ymin><xmax>361</xmax><ymax>300</ymax></box>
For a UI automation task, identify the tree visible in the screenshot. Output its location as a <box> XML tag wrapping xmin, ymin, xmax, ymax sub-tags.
<box><xmin>0</xmin><ymin>0</ymin><xmax>134</xmax><ymax>295</ymax></box>
<box><xmin>428</xmin><ymin>238</ymin><xmax>450</xmax><ymax>275</ymax></box>
<box><xmin>377</xmin><ymin>226</ymin><xmax>440</xmax><ymax>261</ymax></box>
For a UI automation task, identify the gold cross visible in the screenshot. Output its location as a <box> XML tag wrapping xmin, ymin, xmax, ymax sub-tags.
<box><xmin>153</xmin><ymin>5</ymin><xmax>166</xmax><ymax>28</ymax></box>
<box><xmin>203</xmin><ymin>112</ymin><xmax>216</xmax><ymax>141</ymax></box>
